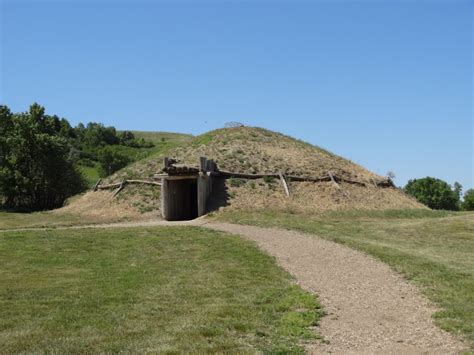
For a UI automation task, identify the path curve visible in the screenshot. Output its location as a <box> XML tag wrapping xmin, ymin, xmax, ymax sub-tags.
<box><xmin>205</xmin><ymin>222</ymin><xmax>465</xmax><ymax>354</ymax></box>
<box><xmin>1</xmin><ymin>219</ymin><xmax>466</xmax><ymax>353</ymax></box>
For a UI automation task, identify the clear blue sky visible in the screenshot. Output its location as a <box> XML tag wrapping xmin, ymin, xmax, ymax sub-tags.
<box><xmin>1</xmin><ymin>0</ymin><xmax>472</xmax><ymax>189</ymax></box>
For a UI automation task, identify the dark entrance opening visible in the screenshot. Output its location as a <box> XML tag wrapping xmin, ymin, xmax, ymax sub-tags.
<box><xmin>163</xmin><ymin>178</ymin><xmax>198</xmax><ymax>221</ymax></box>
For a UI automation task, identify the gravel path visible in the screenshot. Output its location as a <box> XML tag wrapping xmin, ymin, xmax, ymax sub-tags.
<box><xmin>205</xmin><ymin>222</ymin><xmax>466</xmax><ymax>354</ymax></box>
<box><xmin>2</xmin><ymin>219</ymin><xmax>466</xmax><ymax>353</ymax></box>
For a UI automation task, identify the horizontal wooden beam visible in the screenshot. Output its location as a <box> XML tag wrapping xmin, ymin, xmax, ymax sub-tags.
<box><xmin>212</xmin><ymin>170</ymin><xmax>392</xmax><ymax>188</ymax></box>
<box><xmin>154</xmin><ymin>174</ymin><xmax>198</xmax><ymax>181</ymax></box>
<box><xmin>96</xmin><ymin>179</ymin><xmax>162</xmax><ymax>191</ymax></box>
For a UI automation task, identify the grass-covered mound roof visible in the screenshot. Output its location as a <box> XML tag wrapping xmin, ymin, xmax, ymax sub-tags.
<box><xmin>64</xmin><ymin>126</ymin><xmax>423</xmax><ymax>220</ymax></box>
<box><xmin>110</xmin><ymin>127</ymin><xmax>383</xmax><ymax>183</ymax></box>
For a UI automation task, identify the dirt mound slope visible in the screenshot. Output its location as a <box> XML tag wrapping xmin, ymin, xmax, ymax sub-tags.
<box><xmin>66</xmin><ymin>126</ymin><xmax>424</xmax><ymax>219</ymax></box>
<box><xmin>57</xmin><ymin>187</ymin><xmax>161</xmax><ymax>222</ymax></box>
<box><xmin>110</xmin><ymin>126</ymin><xmax>381</xmax><ymax>182</ymax></box>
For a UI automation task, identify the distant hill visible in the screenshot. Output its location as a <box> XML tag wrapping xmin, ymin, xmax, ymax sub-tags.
<box><xmin>129</xmin><ymin>131</ymin><xmax>194</xmax><ymax>144</ymax></box>
<box><xmin>79</xmin><ymin>131</ymin><xmax>193</xmax><ymax>186</ymax></box>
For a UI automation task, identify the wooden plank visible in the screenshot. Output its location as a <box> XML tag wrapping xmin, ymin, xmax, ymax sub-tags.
<box><xmin>125</xmin><ymin>179</ymin><xmax>162</xmax><ymax>186</ymax></box>
<box><xmin>328</xmin><ymin>171</ymin><xmax>351</xmax><ymax>198</ymax></box>
<box><xmin>278</xmin><ymin>172</ymin><xmax>290</xmax><ymax>197</ymax></box>
<box><xmin>328</xmin><ymin>171</ymin><xmax>340</xmax><ymax>189</ymax></box>
<box><xmin>157</xmin><ymin>167</ymin><xmax>389</xmax><ymax>189</ymax></box>
<box><xmin>210</xmin><ymin>159</ymin><xmax>216</xmax><ymax>172</ymax></box>
<box><xmin>371</xmin><ymin>178</ymin><xmax>378</xmax><ymax>187</ymax></box>
<box><xmin>205</xmin><ymin>159</ymin><xmax>211</xmax><ymax>172</ymax></box>
<box><xmin>97</xmin><ymin>182</ymin><xmax>121</xmax><ymax>190</ymax></box>
<box><xmin>199</xmin><ymin>157</ymin><xmax>207</xmax><ymax>172</ymax></box>
<box><xmin>161</xmin><ymin>178</ymin><xmax>168</xmax><ymax>219</ymax></box>
<box><xmin>112</xmin><ymin>179</ymin><xmax>125</xmax><ymax>198</ymax></box>
<box><xmin>92</xmin><ymin>178</ymin><xmax>102</xmax><ymax>192</ymax></box>
<box><xmin>158</xmin><ymin>175</ymin><xmax>198</xmax><ymax>181</ymax></box>
<box><xmin>218</xmin><ymin>170</ymin><xmax>333</xmax><ymax>183</ymax></box>
<box><xmin>197</xmin><ymin>175</ymin><xmax>207</xmax><ymax>217</ymax></box>
<box><xmin>97</xmin><ymin>180</ymin><xmax>161</xmax><ymax>190</ymax></box>
<box><xmin>218</xmin><ymin>170</ymin><xmax>280</xmax><ymax>179</ymax></box>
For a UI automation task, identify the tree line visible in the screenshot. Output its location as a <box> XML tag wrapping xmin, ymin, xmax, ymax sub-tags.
<box><xmin>403</xmin><ymin>177</ymin><xmax>473</xmax><ymax>211</ymax></box>
<box><xmin>1</xmin><ymin>103</ymin><xmax>472</xmax><ymax>212</ymax></box>
<box><xmin>0</xmin><ymin>103</ymin><xmax>155</xmax><ymax>210</ymax></box>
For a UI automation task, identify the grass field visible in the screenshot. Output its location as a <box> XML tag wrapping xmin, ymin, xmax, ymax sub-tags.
<box><xmin>76</xmin><ymin>131</ymin><xmax>194</xmax><ymax>187</ymax></box>
<box><xmin>216</xmin><ymin>209</ymin><xmax>474</xmax><ymax>347</ymax></box>
<box><xmin>0</xmin><ymin>210</ymin><xmax>129</xmax><ymax>230</ymax></box>
<box><xmin>131</xmin><ymin>131</ymin><xmax>193</xmax><ymax>144</ymax></box>
<box><xmin>79</xmin><ymin>164</ymin><xmax>101</xmax><ymax>187</ymax></box>
<box><xmin>0</xmin><ymin>226</ymin><xmax>322</xmax><ymax>353</ymax></box>
<box><xmin>1</xmin><ymin>207</ymin><xmax>472</xmax><ymax>350</ymax></box>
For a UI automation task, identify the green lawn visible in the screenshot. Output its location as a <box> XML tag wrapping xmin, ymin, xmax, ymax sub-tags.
<box><xmin>124</xmin><ymin>131</ymin><xmax>194</xmax><ymax>161</ymax></box>
<box><xmin>77</xmin><ymin>131</ymin><xmax>194</xmax><ymax>185</ymax></box>
<box><xmin>130</xmin><ymin>131</ymin><xmax>193</xmax><ymax>144</ymax></box>
<box><xmin>216</xmin><ymin>209</ymin><xmax>474</xmax><ymax>347</ymax></box>
<box><xmin>0</xmin><ymin>211</ymin><xmax>83</xmax><ymax>230</ymax></box>
<box><xmin>0</xmin><ymin>206</ymin><xmax>131</xmax><ymax>230</ymax></box>
<box><xmin>0</xmin><ymin>226</ymin><xmax>322</xmax><ymax>353</ymax></box>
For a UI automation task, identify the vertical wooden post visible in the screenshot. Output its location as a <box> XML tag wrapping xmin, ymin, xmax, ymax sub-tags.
<box><xmin>199</xmin><ymin>157</ymin><xmax>207</xmax><ymax>172</ymax></box>
<box><xmin>278</xmin><ymin>172</ymin><xmax>290</xmax><ymax>197</ymax></box>
<box><xmin>112</xmin><ymin>179</ymin><xmax>125</xmax><ymax>197</ymax></box>
<box><xmin>328</xmin><ymin>171</ymin><xmax>340</xmax><ymax>189</ymax></box>
<box><xmin>197</xmin><ymin>174</ymin><xmax>208</xmax><ymax>217</ymax></box>
<box><xmin>206</xmin><ymin>159</ymin><xmax>216</xmax><ymax>173</ymax></box>
<box><xmin>161</xmin><ymin>178</ymin><xmax>169</xmax><ymax>219</ymax></box>
<box><xmin>92</xmin><ymin>178</ymin><xmax>102</xmax><ymax>192</ymax></box>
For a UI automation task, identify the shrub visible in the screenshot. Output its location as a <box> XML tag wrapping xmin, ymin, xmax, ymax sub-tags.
<box><xmin>121</xmin><ymin>136</ymin><xmax>154</xmax><ymax>148</ymax></box>
<box><xmin>98</xmin><ymin>146</ymin><xmax>131</xmax><ymax>177</ymax></box>
<box><xmin>228</xmin><ymin>178</ymin><xmax>246</xmax><ymax>187</ymax></box>
<box><xmin>263</xmin><ymin>176</ymin><xmax>276</xmax><ymax>184</ymax></box>
<box><xmin>119</xmin><ymin>130</ymin><xmax>135</xmax><ymax>143</ymax></box>
<box><xmin>82</xmin><ymin>122</ymin><xmax>120</xmax><ymax>146</ymax></box>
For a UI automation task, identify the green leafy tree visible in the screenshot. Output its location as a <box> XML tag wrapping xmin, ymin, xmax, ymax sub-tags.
<box><xmin>2</xmin><ymin>103</ymin><xmax>156</xmax><ymax>207</ymax></box>
<box><xmin>82</xmin><ymin>123</ymin><xmax>120</xmax><ymax>146</ymax></box>
<box><xmin>118</xmin><ymin>131</ymin><xmax>154</xmax><ymax>148</ymax></box>
<box><xmin>0</xmin><ymin>106</ymin><xmax>15</xmax><ymax>202</ymax></box>
<box><xmin>0</xmin><ymin>104</ymin><xmax>85</xmax><ymax>210</ymax></box>
<box><xmin>462</xmin><ymin>189</ymin><xmax>474</xmax><ymax>211</ymax></box>
<box><xmin>119</xmin><ymin>130</ymin><xmax>135</xmax><ymax>143</ymax></box>
<box><xmin>404</xmin><ymin>177</ymin><xmax>461</xmax><ymax>210</ymax></box>
<box><xmin>98</xmin><ymin>146</ymin><xmax>131</xmax><ymax>177</ymax></box>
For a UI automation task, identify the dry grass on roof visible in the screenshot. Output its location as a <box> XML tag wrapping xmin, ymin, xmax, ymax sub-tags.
<box><xmin>65</xmin><ymin>126</ymin><xmax>424</xmax><ymax>219</ymax></box>
<box><xmin>108</xmin><ymin>126</ymin><xmax>381</xmax><ymax>183</ymax></box>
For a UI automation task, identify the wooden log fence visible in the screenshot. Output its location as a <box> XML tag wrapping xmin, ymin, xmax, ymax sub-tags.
<box><xmin>156</xmin><ymin>157</ymin><xmax>394</xmax><ymax>189</ymax></box>
<box><xmin>94</xmin><ymin>179</ymin><xmax>162</xmax><ymax>197</ymax></box>
<box><xmin>94</xmin><ymin>163</ymin><xmax>393</xmax><ymax>199</ymax></box>
<box><xmin>216</xmin><ymin>169</ymin><xmax>392</xmax><ymax>188</ymax></box>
